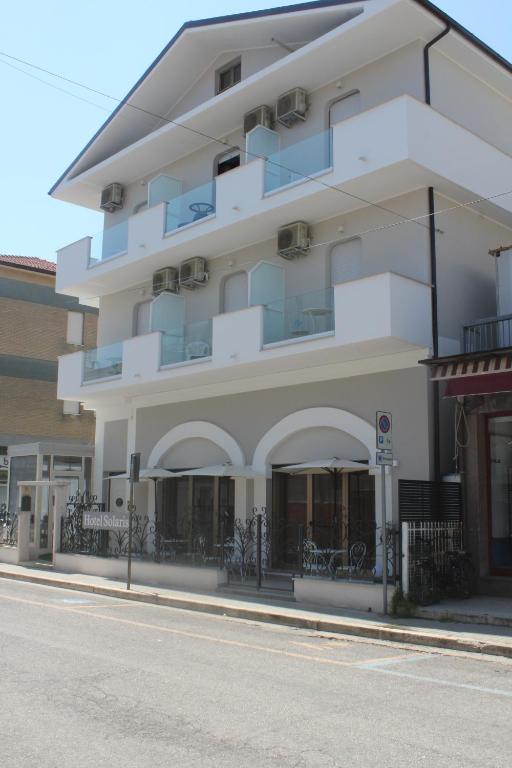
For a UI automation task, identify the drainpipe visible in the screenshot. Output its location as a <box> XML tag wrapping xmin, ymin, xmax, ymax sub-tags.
<box><xmin>424</xmin><ymin>24</ymin><xmax>450</xmax><ymax>483</ymax></box>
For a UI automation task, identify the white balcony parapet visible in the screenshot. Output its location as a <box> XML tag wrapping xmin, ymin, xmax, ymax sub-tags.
<box><xmin>58</xmin><ymin>272</ymin><xmax>431</xmax><ymax>404</ymax></box>
<box><xmin>56</xmin><ymin>96</ymin><xmax>512</xmax><ymax>300</ymax></box>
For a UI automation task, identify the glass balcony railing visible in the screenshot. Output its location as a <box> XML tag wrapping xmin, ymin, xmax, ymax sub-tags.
<box><xmin>463</xmin><ymin>314</ymin><xmax>512</xmax><ymax>353</ymax></box>
<box><xmin>161</xmin><ymin>319</ymin><xmax>213</xmax><ymax>367</ymax></box>
<box><xmin>83</xmin><ymin>343</ymin><xmax>123</xmax><ymax>382</ymax></box>
<box><xmin>264</xmin><ymin>129</ymin><xmax>332</xmax><ymax>193</ymax></box>
<box><xmin>165</xmin><ymin>180</ymin><xmax>216</xmax><ymax>234</ymax></box>
<box><xmin>263</xmin><ymin>287</ymin><xmax>335</xmax><ymax>345</ymax></box>
<box><xmin>88</xmin><ymin>220</ymin><xmax>129</xmax><ymax>266</ymax></box>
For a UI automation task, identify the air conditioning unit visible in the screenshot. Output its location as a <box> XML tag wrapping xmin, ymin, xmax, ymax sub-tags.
<box><xmin>179</xmin><ymin>257</ymin><xmax>209</xmax><ymax>289</ymax></box>
<box><xmin>100</xmin><ymin>183</ymin><xmax>124</xmax><ymax>212</ymax></box>
<box><xmin>243</xmin><ymin>105</ymin><xmax>274</xmax><ymax>135</ymax></box>
<box><xmin>152</xmin><ymin>267</ymin><xmax>179</xmax><ymax>296</ymax></box>
<box><xmin>276</xmin><ymin>88</ymin><xmax>308</xmax><ymax>128</ymax></box>
<box><xmin>277</xmin><ymin>221</ymin><xmax>311</xmax><ymax>260</ymax></box>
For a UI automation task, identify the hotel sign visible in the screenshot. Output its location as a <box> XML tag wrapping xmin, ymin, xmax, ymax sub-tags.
<box><xmin>83</xmin><ymin>512</ymin><xmax>129</xmax><ymax>530</ymax></box>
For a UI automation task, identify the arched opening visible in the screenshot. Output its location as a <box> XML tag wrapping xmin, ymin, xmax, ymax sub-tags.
<box><xmin>252</xmin><ymin>408</ymin><xmax>385</xmax><ymax>579</ymax></box>
<box><xmin>147</xmin><ymin>423</ymin><xmax>244</xmax><ymax>566</ymax></box>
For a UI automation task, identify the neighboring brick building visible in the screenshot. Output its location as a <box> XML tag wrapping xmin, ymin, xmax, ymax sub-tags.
<box><xmin>0</xmin><ymin>255</ymin><xmax>98</xmax><ymax>512</ymax></box>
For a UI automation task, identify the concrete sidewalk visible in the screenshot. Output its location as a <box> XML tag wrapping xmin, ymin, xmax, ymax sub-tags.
<box><xmin>1</xmin><ymin>561</ymin><xmax>512</xmax><ymax>658</ymax></box>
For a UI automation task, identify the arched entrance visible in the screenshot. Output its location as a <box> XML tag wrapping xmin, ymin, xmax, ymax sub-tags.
<box><xmin>251</xmin><ymin>408</ymin><xmax>388</xmax><ymax>584</ymax></box>
<box><xmin>147</xmin><ymin>422</ymin><xmax>245</xmax><ymax>567</ymax></box>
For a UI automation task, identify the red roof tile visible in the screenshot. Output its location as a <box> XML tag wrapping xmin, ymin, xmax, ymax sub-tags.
<box><xmin>0</xmin><ymin>254</ymin><xmax>56</xmax><ymax>274</ymax></box>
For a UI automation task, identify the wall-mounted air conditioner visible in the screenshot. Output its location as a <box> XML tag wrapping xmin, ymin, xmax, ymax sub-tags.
<box><xmin>277</xmin><ymin>221</ymin><xmax>311</xmax><ymax>260</ymax></box>
<box><xmin>152</xmin><ymin>267</ymin><xmax>179</xmax><ymax>296</ymax></box>
<box><xmin>243</xmin><ymin>105</ymin><xmax>274</xmax><ymax>135</ymax></box>
<box><xmin>276</xmin><ymin>88</ymin><xmax>308</xmax><ymax>128</ymax></box>
<box><xmin>100</xmin><ymin>183</ymin><xmax>124</xmax><ymax>212</ymax></box>
<box><xmin>179</xmin><ymin>257</ymin><xmax>209</xmax><ymax>289</ymax></box>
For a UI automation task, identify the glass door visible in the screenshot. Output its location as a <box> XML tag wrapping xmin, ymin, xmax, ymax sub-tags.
<box><xmin>488</xmin><ymin>416</ymin><xmax>512</xmax><ymax>573</ymax></box>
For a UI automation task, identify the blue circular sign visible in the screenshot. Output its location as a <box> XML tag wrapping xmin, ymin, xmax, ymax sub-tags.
<box><xmin>379</xmin><ymin>414</ymin><xmax>391</xmax><ymax>434</ymax></box>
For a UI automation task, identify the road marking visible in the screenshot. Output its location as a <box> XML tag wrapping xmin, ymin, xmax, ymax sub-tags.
<box><xmin>365</xmin><ymin>667</ymin><xmax>512</xmax><ymax>698</ymax></box>
<box><xmin>354</xmin><ymin>652</ymin><xmax>432</xmax><ymax>667</ymax></box>
<box><xmin>2</xmin><ymin>590</ymin><xmax>512</xmax><ymax>697</ymax></box>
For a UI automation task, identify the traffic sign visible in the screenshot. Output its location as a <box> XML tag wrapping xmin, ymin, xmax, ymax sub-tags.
<box><xmin>376</xmin><ymin>411</ymin><xmax>392</xmax><ymax>451</ymax></box>
<box><xmin>376</xmin><ymin>451</ymin><xmax>394</xmax><ymax>466</ymax></box>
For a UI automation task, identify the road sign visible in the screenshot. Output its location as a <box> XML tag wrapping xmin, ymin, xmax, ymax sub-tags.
<box><xmin>376</xmin><ymin>451</ymin><xmax>394</xmax><ymax>466</ymax></box>
<box><xmin>376</xmin><ymin>411</ymin><xmax>392</xmax><ymax>451</ymax></box>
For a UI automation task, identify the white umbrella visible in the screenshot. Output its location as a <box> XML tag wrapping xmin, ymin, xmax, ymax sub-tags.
<box><xmin>178</xmin><ymin>463</ymin><xmax>263</xmax><ymax>479</ymax></box>
<box><xmin>109</xmin><ymin>467</ymin><xmax>183</xmax><ymax>480</ymax></box>
<box><xmin>278</xmin><ymin>458</ymin><xmax>374</xmax><ymax>548</ymax></box>
<box><xmin>278</xmin><ymin>458</ymin><xmax>374</xmax><ymax>474</ymax></box>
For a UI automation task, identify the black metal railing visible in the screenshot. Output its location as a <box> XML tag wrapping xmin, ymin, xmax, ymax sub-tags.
<box><xmin>224</xmin><ymin>511</ymin><xmax>398</xmax><ymax>588</ymax></box>
<box><xmin>60</xmin><ymin>493</ymin><xmax>232</xmax><ymax>568</ymax></box>
<box><xmin>60</xmin><ymin>496</ymin><xmax>398</xmax><ymax>587</ymax></box>
<box><xmin>463</xmin><ymin>314</ymin><xmax>512</xmax><ymax>353</ymax></box>
<box><xmin>0</xmin><ymin>503</ymin><xmax>17</xmax><ymax>546</ymax></box>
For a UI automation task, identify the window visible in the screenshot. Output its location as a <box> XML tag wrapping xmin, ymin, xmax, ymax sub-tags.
<box><xmin>63</xmin><ymin>401</ymin><xmax>80</xmax><ymax>416</ymax></box>
<box><xmin>134</xmin><ymin>300</ymin><xmax>152</xmax><ymax>336</ymax></box>
<box><xmin>222</xmin><ymin>272</ymin><xmax>248</xmax><ymax>313</ymax></box>
<box><xmin>67</xmin><ymin>311</ymin><xmax>84</xmax><ymax>345</ymax></box>
<box><xmin>215</xmin><ymin>150</ymin><xmax>241</xmax><ymax>176</ymax></box>
<box><xmin>329</xmin><ymin>90</ymin><xmax>361</xmax><ymax>127</ymax></box>
<box><xmin>330</xmin><ymin>238</ymin><xmax>362</xmax><ymax>285</ymax></box>
<box><xmin>216</xmin><ymin>58</ymin><xmax>241</xmax><ymax>94</ymax></box>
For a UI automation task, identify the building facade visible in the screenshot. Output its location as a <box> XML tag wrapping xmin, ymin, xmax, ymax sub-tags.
<box><xmin>425</xmin><ymin>245</ymin><xmax>512</xmax><ymax>597</ymax></box>
<box><xmin>51</xmin><ymin>0</ymin><xmax>512</xmax><ymax>603</ymax></box>
<box><xmin>0</xmin><ymin>255</ymin><xmax>97</xmax><ymax>544</ymax></box>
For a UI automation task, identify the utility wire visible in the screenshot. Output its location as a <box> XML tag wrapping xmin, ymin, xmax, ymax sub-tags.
<box><xmin>0</xmin><ymin>58</ymin><xmax>108</xmax><ymax>112</ymax></box>
<box><xmin>1</xmin><ymin>50</ymin><xmax>511</xmax><ymax>240</ymax></box>
<box><xmin>0</xmin><ymin>48</ymin><xmax>436</xmax><ymax>231</ymax></box>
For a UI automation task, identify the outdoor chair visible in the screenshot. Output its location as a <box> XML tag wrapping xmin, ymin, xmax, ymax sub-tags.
<box><xmin>185</xmin><ymin>340</ymin><xmax>210</xmax><ymax>360</ymax></box>
<box><xmin>335</xmin><ymin>541</ymin><xmax>367</xmax><ymax>580</ymax></box>
<box><xmin>302</xmin><ymin>539</ymin><xmax>329</xmax><ymax>576</ymax></box>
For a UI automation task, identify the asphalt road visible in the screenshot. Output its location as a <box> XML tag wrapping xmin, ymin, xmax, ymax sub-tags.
<box><xmin>0</xmin><ymin>579</ymin><xmax>511</xmax><ymax>768</ymax></box>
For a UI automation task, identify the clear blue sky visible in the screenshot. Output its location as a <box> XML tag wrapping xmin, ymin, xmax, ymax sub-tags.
<box><xmin>0</xmin><ymin>0</ymin><xmax>510</xmax><ymax>262</ymax></box>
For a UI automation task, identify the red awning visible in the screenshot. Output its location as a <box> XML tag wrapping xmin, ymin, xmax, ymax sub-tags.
<box><xmin>444</xmin><ymin>371</ymin><xmax>512</xmax><ymax>397</ymax></box>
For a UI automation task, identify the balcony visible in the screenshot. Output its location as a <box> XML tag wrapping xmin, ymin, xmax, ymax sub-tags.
<box><xmin>56</xmin><ymin>96</ymin><xmax>512</xmax><ymax>300</ymax></box>
<box><xmin>463</xmin><ymin>315</ymin><xmax>512</xmax><ymax>354</ymax></box>
<box><xmin>58</xmin><ymin>272</ymin><xmax>432</xmax><ymax>405</ymax></box>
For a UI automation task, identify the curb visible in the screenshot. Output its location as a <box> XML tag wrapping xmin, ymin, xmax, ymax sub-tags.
<box><xmin>1</xmin><ymin>568</ymin><xmax>511</xmax><ymax>658</ymax></box>
<box><xmin>414</xmin><ymin>606</ymin><xmax>512</xmax><ymax>629</ymax></box>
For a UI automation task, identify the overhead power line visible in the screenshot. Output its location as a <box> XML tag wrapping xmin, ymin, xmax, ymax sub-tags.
<box><xmin>1</xmin><ymin>49</ymin><xmax>511</xmax><ymax>241</ymax></box>
<box><xmin>0</xmin><ymin>49</ymin><xmax>435</xmax><ymax>231</ymax></box>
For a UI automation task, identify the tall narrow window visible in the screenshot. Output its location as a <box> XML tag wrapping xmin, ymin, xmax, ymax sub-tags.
<box><xmin>330</xmin><ymin>238</ymin><xmax>362</xmax><ymax>285</ymax></box>
<box><xmin>134</xmin><ymin>301</ymin><xmax>152</xmax><ymax>336</ymax></box>
<box><xmin>67</xmin><ymin>311</ymin><xmax>84</xmax><ymax>345</ymax></box>
<box><xmin>215</xmin><ymin>150</ymin><xmax>240</xmax><ymax>176</ymax></box>
<box><xmin>329</xmin><ymin>90</ymin><xmax>361</xmax><ymax>127</ymax></box>
<box><xmin>222</xmin><ymin>272</ymin><xmax>248</xmax><ymax>314</ymax></box>
<box><xmin>216</xmin><ymin>58</ymin><xmax>241</xmax><ymax>94</ymax></box>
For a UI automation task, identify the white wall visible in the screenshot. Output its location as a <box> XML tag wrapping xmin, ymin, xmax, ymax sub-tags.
<box><xmin>431</xmin><ymin>50</ymin><xmax>512</xmax><ymax>158</ymax></box>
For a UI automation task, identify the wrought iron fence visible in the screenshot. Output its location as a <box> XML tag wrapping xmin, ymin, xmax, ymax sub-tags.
<box><xmin>0</xmin><ymin>503</ymin><xmax>17</xmax><ymax>546</ymax></box>
<box><xmin>224</xmin><ymin>510</ymin><xmax>398</xmax><ymax>589</ymax></box>
<box><xmin>61</xmin><ymin>493</ymin><xmax>229</xmax><ymax>567</ymax></box>
<box><xmin>402</xmin><ymin>521</ymin><xmax>466</xmax><ymax>605</ymax></box>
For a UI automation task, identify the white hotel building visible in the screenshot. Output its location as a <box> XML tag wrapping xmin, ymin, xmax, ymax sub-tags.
<box><xmin>51</xmin><ymin>0</ymin><xmax>512</xmax><ymax>603</ymax></box>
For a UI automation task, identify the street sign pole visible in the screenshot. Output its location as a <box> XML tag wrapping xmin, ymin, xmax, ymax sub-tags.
<box><xmin>376</xmin><ymin>411</ymin><xmax>393</xmax><ymax>615</ymax></box>
<box><xmin>126</xmin><ymin>452</ymin><xmax>140</xmax><ymax>591</ymax></box>
<box><xmin>381</xmin><ymin>463</ymin><xmax>388</xmax><ymax>615</ymax></box>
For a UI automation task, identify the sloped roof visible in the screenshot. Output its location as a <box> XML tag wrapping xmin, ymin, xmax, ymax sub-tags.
<box><xmin>0</xmin><ymin>255</ymin><xmax>57</xmax><ymax>275</ymax></box>
<box><xmin>49</xmin><ymin>0</ymin><xmax>512</xmax><ymax>199</ymax></box>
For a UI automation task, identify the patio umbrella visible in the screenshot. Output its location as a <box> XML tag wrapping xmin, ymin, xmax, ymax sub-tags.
<box><xmin>109</xmin><ymin>468</ymin><xmax>183</xmax><ymax>480</ymax></box>
<box><xmin>178</xmin><ymin>463</ymin><xmax>264</xmax><ymax>479</ymax></box>
<box><xmin>278</xmin><ymin>458</ymin><xmax>374</xmax><ymax>547</ymax></box>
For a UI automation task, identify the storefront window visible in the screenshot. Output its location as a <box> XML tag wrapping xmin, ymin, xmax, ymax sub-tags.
<box><xmin>488</xmin><ymin>416</ymin><xmax>512</xmax><ymax>572</ymax></box>
<box><xmin>53</xmin><ymin>456</ymin><xmax>83</xmax><ymax>473</ymax></box>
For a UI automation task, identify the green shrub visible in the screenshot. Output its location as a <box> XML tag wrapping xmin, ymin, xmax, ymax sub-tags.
<box><xmin>390</xmin><ymin>587</ymin><xmax>416</xmax><ymax>618</ymax></box>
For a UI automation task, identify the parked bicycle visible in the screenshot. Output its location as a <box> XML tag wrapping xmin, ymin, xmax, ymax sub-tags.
<box><xmin>440</xmin><ymin>549</ymin><xmax>475</xmax><ymax>600</ymax></box>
